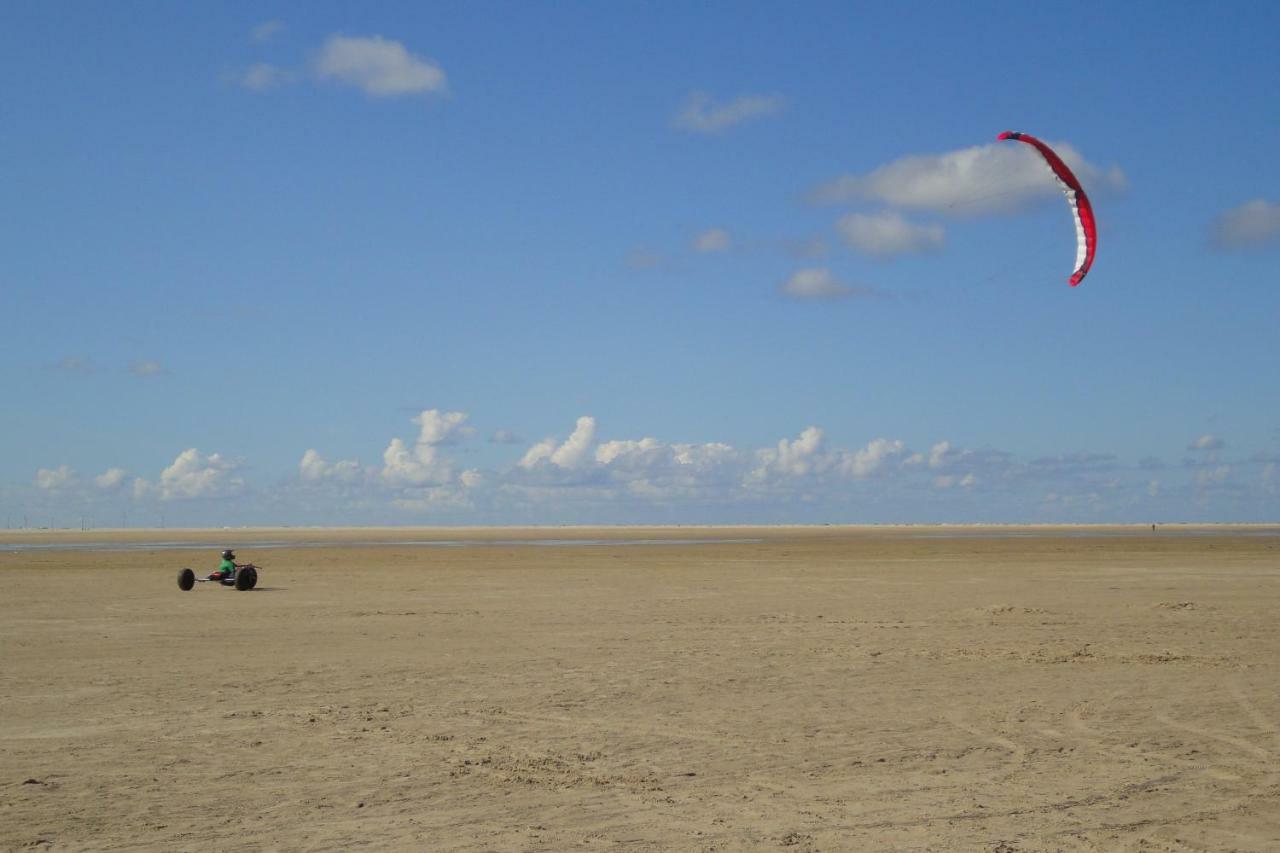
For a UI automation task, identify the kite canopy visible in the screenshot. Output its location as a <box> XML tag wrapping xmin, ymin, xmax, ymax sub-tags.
<box><xmin>997</xmin><ymin>131</ymin><xmax>1097</xmax><ymax>286</ymax></box>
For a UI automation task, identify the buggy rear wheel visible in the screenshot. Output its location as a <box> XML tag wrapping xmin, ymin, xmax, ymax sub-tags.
<box><xmin>178</xmin><ymin>568</ymin><xmax>195</xmax><ymax>591</ymax></box>
<box><xmin>235</xmin><ymin>566</ymin><xmax>258</xmax><ymax>591</ymax></box>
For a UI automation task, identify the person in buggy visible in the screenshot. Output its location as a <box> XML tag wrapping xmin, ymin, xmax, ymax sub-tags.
<box><xmin>177</xmin><ymin>550</ymin><xmax>257</xmax><ymax>591</ymax></box>
<box><xmin>208</xmin><ymin>549</ymin><xmax>240</xmax><ymax>582</ymax></box>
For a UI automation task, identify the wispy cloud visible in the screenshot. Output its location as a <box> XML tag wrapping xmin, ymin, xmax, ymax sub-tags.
<box><xmin>1210</xmin><ymin>199</ymin><xmax>1280</xmax><ymax>250</ymax></box>
<box><xmin>234</xmin><ymin>33</ymin><xmax>447</xmax><ymax>99</ymax></box>
<box><xmin>315</xmin><ymin>35</ymin><xmax>447</xmax><ymax>97</ymax></box>
<box><xmin>239</xmin><ymin>62</ymin><xmax>297</xmax><ymax>92</ymax></box>
<box><xmin>693</xmin><ymin>228</ymin><xmax>731</xmax><ymax>253</ymax></box>
<box><xmin>1195</xmin><ymin>465</ymin><xmax>1231</xmax><ymax>487</ymax></box>
<box><xmin>786</xmin><ymin>236</ymin><xmax>829</xmax><ymax>259</ymax></box>
<box><xmin>624</xmin><ymin>248</ymin><xmax>670</xmax><ymax>272</ymax></box>
<box><xmin>672</xmin><ymin>91</ymin><xmax>783</xmax><ymax>134</ymax></box>
<box><xmin>780</xmin><ymin>267</ymin><xmax>866</xmax><ymax>300</ymax></box>
<box><xmin>129</xmin><ymin>360</ymin><xmax>167</xmax><ymax>377</ymax></box>
<box><xmin>251</xmin><ymin>20</ymin><xmax>285</xmax><ymax>43</ymax></box>
<box><xmin>909</xmin><ymin>441</ymin><xmax>1016</xmax><ymax>480</ymax></box>
<box><xmin>1189</xmin><ymin>434</ymin><xmax>1224</xmax><ymax>451</ymax></box>
<box><xmin>837</xmin><ymin>211</ymin><xmax>944</xmax><ymax>257</ymax></box>
<box><xmin>809</xmin><ymin>141</ymin><xmax>1125</xmax><ymax>214</ymax></box>
<box><xmin>50</xmin><ymin>355</ymin><xmax>93</xmax><ymax>373</ymax></box>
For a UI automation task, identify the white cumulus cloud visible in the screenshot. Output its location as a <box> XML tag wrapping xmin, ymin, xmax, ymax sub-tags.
<box><xmin>752</xmin><ymin>427</ymin><xmax>829</xmax><ymax>480</ymax></box>
<box><xmin>1210</xmin><ymin>199</ymin><xmax>1280</xmax><ymax>250</ymax></box>
<box><xmin>315</xmin><ymin>35</ymin><xmax>447</xmax><ymax>97</ymax></box>
<box><xmin>381</xmin><ymin>410</ymin><xmax>471</xmax><ymax>486</ymax></box>
<box><xmin>837</xmin><ymin>211</ymin><xmax>944</xmax><ymax>257</ymax></box>
<box><xmin>513</xmin><ymin>420</ymin><xmax>745</xmax><ymax>499</ymax></box>
<box><xmin>672</xmin><ymin>91</ymin><xmax>783</xmax><ymax>134</ymax></box>
<box><xmin>927</xmin><ymin>441</ymin><xmax>954</xmax><ymax>469</ymax></box>
<box><xmin>417</xmin><ymin>409</ymin><xmax>473</xmax><ymax>445</ymax></box>
<box><xmin>520</xmin><ymin>416</ymin><xmax>598</xmax><ymax>470</ymax></box>
<box><xmin>748</xmin><ymin>429</ymin><xmax>909</xmax><ymax>486</ymax></box>
<box><xmin>810</xmin><ymin>141</ymin><xmax>1125</xmax><ymax>214</ymax></box>
<box><xmin>672</xmin><ymin>442</ymin><xmax>738</xmax><ymax>469</ymax></box>
<box><xmin>839</xmin><ymin>438</ymin><xmax>906</xmax><ymax>478</ymax></box>
<box><xmin>300</xmin><ymin>450</ymin><xmax>362</xmax><ymax>483</ymax></box>
<box><xmin>156</xmin><ymin>449</ymin><xmax>244</xmax><ymax>500</ymax></box>
<box><xmin>595</xmin><ymin>437</ymin><xmax>666</xmax><ymax>468</ymax></box>
<box><xmin>94</xmin><ymin>468</ymin><xmax>129</xmax><ymax>490</ymax></box>
<box><xmin>382</xmin><ymin>439</ymin><xmax>448</xmax><ymax>486</ymax></box>
<box><xmin>35</xmin><ymin>465</ymin><xmax>75</xmax><ymax>490</ymax></box>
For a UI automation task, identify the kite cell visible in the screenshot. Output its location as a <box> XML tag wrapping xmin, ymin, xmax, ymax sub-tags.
<box><xmin>997</xmin><ymin>131</ymin><xmax>1097</xmax><ymax>286</ymax></box>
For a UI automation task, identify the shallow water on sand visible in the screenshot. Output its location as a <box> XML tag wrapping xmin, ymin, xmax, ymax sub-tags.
<box><xmin>0</xmin><ymin>537</ymin><xmax>765</xmax><ymax>554</ymax></box>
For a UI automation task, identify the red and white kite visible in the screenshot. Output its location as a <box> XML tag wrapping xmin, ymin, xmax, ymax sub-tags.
<box><xmin>997</xmin><ymin>131</ymin><xmax>1097</xmax><ymax>286</ymax></box>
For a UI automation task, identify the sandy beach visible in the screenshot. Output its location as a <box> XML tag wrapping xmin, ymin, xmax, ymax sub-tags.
<box><xmin>3</xmin><ymin>525</ymin><xmax>1280</xmax><ymax>851</ymax></box>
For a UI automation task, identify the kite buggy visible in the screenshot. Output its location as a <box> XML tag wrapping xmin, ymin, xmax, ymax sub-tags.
<box><xmin>177</xmin><ymin>549</ymin><xmax>259</xmax><ymax>591</ymax></box>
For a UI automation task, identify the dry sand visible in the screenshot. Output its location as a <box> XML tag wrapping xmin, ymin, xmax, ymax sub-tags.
<box><xmin>3</xmin><ymin>525</ymin><xmax>1280</xmax><ymax>851</ymax></box>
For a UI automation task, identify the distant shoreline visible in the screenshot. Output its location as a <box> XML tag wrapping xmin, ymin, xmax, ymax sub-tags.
<box><xmin>3</xmin><ymin>522</ymin><xmax>1278</xmax><ymax>551</ymax></box>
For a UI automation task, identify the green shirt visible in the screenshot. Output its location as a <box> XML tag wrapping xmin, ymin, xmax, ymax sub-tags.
<box><xmin>219</xmin><ymin>558</ymin><xmax>235</xmax><ymax>575</ymax></box>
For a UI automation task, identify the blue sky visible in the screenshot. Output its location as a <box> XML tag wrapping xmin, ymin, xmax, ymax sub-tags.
<box><xmin>3</xmin><ymin>1</ymin><xmax>1278</xmax><ymax>527</ymax></box>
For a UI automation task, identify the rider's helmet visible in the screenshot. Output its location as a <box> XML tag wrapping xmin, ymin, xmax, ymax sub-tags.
<box><xmin>222</xmin><ymin>549</ymin><xmax>236</xmax><ymax>560</ymax></box>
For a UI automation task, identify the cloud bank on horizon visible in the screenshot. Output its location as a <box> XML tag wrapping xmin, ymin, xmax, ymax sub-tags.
<box><xmin>18</xmin><ymin>411</ymin><xmax>1278</xmax><ymax>527</ymax></box>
